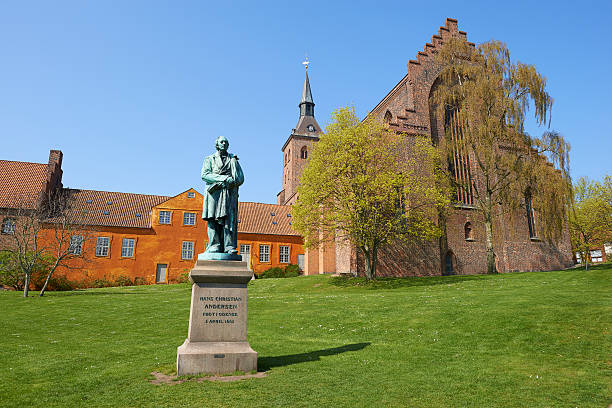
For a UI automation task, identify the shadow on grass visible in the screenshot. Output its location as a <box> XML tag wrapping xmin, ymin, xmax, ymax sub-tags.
<box><xmin>258</xmin><ymin>342</ymin><xmax>370</xmax><ymax>370</ymax></box>
<box><xmin>329</xmin><ymin>274</ymin><xmax>493</xmax><ymax>289</ymax></box>
<box><xmin>44</xmin><ymin>288</ymin><xmax>157</xmax><ymax>297</ymax></box>
<box><xmin>569</xmin><ymin>261</ymin><xmax>611</xmax><ymax>272</ymax></box>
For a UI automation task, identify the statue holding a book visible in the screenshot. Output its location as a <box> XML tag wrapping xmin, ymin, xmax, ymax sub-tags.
<box><xmin>200</xmin><ymin>136</ymin><xmax>244</xmax><ymax>260</ymax></box>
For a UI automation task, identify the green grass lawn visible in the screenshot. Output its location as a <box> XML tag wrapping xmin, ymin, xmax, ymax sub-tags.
<box><xmin>1</xmin><ymin>265</ymin><xmax>610</xmax><ymax>407</ymax></box>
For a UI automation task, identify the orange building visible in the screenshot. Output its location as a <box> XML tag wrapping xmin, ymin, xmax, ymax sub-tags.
<box><xmin>1</xmin><ymin>153</ymin><xmax>304</xmax><ymax>286</ymax></box>
<box><xmin>48</xmin><ymin>188</ymin><xmax>303</xmax><ymax>284</ymax></box>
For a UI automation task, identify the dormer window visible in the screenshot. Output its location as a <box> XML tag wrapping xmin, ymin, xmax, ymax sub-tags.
<box><xmin>187</xmin><ymin>192</ymin><xmax>195</xmax><ymax>198</ymax></box>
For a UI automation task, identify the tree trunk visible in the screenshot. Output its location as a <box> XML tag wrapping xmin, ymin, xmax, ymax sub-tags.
<box><xmin>361</xmin><ymin>246</ymin><xmax>377</xmax><ymax>280</ymax></box>
<box><xmin>371</xmin><ymin>243</ymin><xmax>378</xmax><ymax>280</ymax></box>
<box><xmin>39</xmin><ymin>269</ymin><xmax>54</xmax><ymax>297</ymax></box>
<box><xmin>23</xmin><ymin>273</ymin><xmax>30</xmax><ymax>297</ymax></box>
<box><xmin>484</xmin><ymin>193</ymin><xmax>497</xmax><ymax>274</ymax></box>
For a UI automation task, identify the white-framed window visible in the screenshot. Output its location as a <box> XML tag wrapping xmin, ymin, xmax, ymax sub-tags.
<box><xmin>1</xmin><ymin>218</ymin><xmax>16</xmax><ymax>234</ymax></box>
<box><xmin>121</xmin><ymin>238</ymin><xmax>135</xmax><ymax>257</ymax></box>
<box><xmin>182</xmin><ymin>241</ymin><xmax>194</xmax><ymax>260</ymax></box>
<box><xmin>240</xmin><ymin>244</ymin><xmax>251</xmax><ymax>254</ymax></box>
<box><xmin>279</xmin><ymin>245</ymin><xmax>290</xmax><ymax>263</ymax></box>
<box><xmin>590</xmin><ymin>249</ymin><xmax>603</xmax><ymax>263</ymax></box>
<box><xmin>69</xmin><ymin>235</ymin><xmax>83</xmax><ymax>255</ymax></box>
<box><xmin>183</xmin><ymin>212</ymin><xmax>196</xmax><ymax>226</ymax></box>
<box><xmin>187</xmin><ymin>192</ymin><xmax>195</xmax><ymax>198</ymax></box>
<box><xmin>259</xmin><ymin>244</ymin><xmax>270</xmax><ymax>263</ymax></box>
<box><xmin>95</xmin><ymin>237</ymin><xmax>110</xmax><ymax>257</ymax></box>
<box><xmin>159</xmin><ymin>210</ymin><xmax>171</xmax><ymax>224</ymax></box>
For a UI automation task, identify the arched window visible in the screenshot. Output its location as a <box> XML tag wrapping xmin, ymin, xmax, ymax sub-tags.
<box><xmin>525</xmin><ymin>194</ymin><xmax>537</xmax><ymax>238</ymax></box>
<box><xmin>300</xmin><ymin>146</ymin><xmax>308</xmax><ymax>159</ymax></box>
<box><xmin>444</xmin><ymin>251</ymin><xmax>455</xmax><ymax>275</ymax></box>
<box><xmin>384</xmin><ymin>110</ymin><xmax>392</xmax><ymax>125</ymax></box>
<box><xmin>445</xmin><ymin>107</ymin><xmax>474</xmax><ymax>205</ymax></box>
<box><xmin>1</xmin><ymin>218</ymin><xmax>16</xmax><ymax>234</ymax></box>
<box><xmin>464</xmin><ymin>222</ymin><xmax>473</xmax><ymax>240</ymax></box>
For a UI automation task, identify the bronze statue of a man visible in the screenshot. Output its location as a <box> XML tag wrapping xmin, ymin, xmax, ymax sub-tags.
<box><xmin>200</xmin><ymin>136</ymin><xmax>244</xmax><ymax>259</ymax></box>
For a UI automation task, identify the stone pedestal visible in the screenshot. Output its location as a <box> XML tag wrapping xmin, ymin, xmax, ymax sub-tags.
<box><xmin>176</xmin><ymin>260</ymin><xmax>257</xmax><ymax>376</ymax></box>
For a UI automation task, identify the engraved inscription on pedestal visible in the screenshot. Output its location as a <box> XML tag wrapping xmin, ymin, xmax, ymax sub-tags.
<box><xmin>176</xmin><ymin>260</ymin><xmax>257</xmax><ymax>376</ymax></box>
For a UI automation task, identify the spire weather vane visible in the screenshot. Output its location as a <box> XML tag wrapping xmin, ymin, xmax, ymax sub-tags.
<box><xmin>302</xmin><ymin>56</ymin><xmax>310</xmax><ymax>70</ymax></box>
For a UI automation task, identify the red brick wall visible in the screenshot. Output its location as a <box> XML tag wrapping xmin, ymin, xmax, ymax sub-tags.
<box><xmin>279</xmin><ymin>135</ymin><xmax>318</xmax><ymax>205</ymax></box>
<box><xmin>346</xmin><ymin>18</ymin><xmax>573</xmax><ymax>277</ymax></box>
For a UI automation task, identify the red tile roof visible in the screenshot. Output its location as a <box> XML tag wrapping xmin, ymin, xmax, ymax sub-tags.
<box><xmin>0</xmin><ymin>160</ymin><xmax>48</xmax><ymax>209</ymax></box>
<box><xmin>45</xmin><ymin>189</ymin><xmax>300</xmax><ymax>236</ymax></box>
<box><xmin>237</xmin><ymin>202</ymin><xmax>298</xmax><ymax>236</ymax></box>
<box><xmin>58</xmin><ymin>189</ymin><xmax>171</xmax><ymax>228</ymax></box>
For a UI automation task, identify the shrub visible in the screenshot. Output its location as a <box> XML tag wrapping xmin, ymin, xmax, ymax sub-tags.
<box><xmin>133</xmin><ymin>277</ymin><xmax>147</xmax><ymax>286</ymax></box>
<box><xmin>90</xmin><ymin>278</ymin><xmax>113</xmax><ymax>288</ymax></box>
<box><xmin>284</xmin><ymin>264</ymin><xmax>301</xmax><ymax>277</ymax></box>
<box><xmin>46</xmin><ymin>276</ymin><xmax>75</xmax><ymax>291</ymax></box>
<box><xmin>114</xmin><ymin>275</ymin><xmax>133</xmax><ymax>287</ymax></box>
<box><xmin>176</xmin><ymin>272</ymin><xmax>190</xmax><ymax>284</ymax></box>
<box><xmin>260</xmin><ymin>267</ymin><xmax>285</xmax><ymax>279</ymax></box>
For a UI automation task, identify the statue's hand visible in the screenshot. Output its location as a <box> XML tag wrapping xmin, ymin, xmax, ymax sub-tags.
<box><xmin>224</xmin><ymin>177</ymin><xmax>234</xmax><ymax>188</ymax></box>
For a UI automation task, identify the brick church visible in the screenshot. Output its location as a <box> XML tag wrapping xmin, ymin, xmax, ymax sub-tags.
<box><xmin>277</xmin><ymin>18</ymin><xmax>574</xmax><ymax>277</ymax></box>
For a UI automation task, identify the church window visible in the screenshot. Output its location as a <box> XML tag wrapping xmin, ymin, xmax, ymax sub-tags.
<box><xmin>1</xmin><ymin>218</ymin><xmax>16</xmax><ymax>234</ymax></box>
<box><xmin>444</xmin><ymin>251</ymin><xmax>455</xmax><ymax>275</ymax></box>
<box><xmin>464</xmin><ymin>222</ymin><xmax>473</xmax><ymax>240</ymax></box>
<box><xmin>384</xmin><ymin>110</ymin><xmax>392</xmax><ymax>124</ymax></box>
<box><xmin>525</xmin><ymin>195</ymin><xmax>537</xmax><ymax>238</ymax></box>
<box><xmin>445</xmin><ymin>108</ymin><xmax>474</xmax><ymax>205</ymax></box>
<box><xmin>301</xmin><ymin>146</ymin><xmax>308</xmax><ymax>159</ymax></box>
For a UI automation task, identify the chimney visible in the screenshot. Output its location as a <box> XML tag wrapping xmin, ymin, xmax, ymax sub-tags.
<box><xmin>48</xmin><ymin>150</ymin><xmax>63</xmax><ymax>168</ymax></box>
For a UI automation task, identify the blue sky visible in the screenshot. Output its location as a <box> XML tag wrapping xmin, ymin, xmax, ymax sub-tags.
<box><xmin>1</xmin><ymin>1</ymin><xmax>610</xmax><ymax>203</ymax></box>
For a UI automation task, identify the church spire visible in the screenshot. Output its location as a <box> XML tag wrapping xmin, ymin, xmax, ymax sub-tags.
<box><xmin>292</xmin><ymin>59</ymin><xmax>321</xmax><ymax>136</ymax></box>
<box><xmin>299</xmin><ymin>61</ymin><xmax>315</xmax><ymax>117</ymax></box>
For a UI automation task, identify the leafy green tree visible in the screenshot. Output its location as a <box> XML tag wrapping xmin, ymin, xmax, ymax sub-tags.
<box><xmin>430</xmin><ymin>38</ymin><xmax>572</xmax><ymax>274</ymax></box>
<box><xmin>0</xmin><ymin>250</ymin><xmax>24</xmax><ymax>290</ymax></box>
<box><xmin>292</xmin><ymin>106</ymin><xmax>450</xmax><ymax>280</ymax></box>
<box><xmin>569</xmin><ymin>175</ymin><xmax>612</xmax><ymax>268</ymax></box>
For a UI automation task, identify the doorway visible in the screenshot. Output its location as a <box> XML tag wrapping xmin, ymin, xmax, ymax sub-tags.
<box><xmin>156</xmin><ymin>263</ymin><xmax>167</xmax><ymax>283</ymax></box>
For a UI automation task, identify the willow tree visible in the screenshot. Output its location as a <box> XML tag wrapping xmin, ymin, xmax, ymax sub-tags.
<box><xmin>568</xmin><ymin>175</ymin><xmax>612</xmax><ymax>268</ymax></box>
<box><xmin>430</xmin><ymin>38</ymin><xmax>572</xmax><ymax>274</ymax></box>
<box><xmin>292</xmin><ymin>106</ymin><xmax>450</xmax><ymax>280</ymax></box>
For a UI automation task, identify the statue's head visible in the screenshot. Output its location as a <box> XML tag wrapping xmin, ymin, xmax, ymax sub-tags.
<box><xmin>215</xmin><ymin>136</ymin><xmax>229</xmax><ymax>153</ymax></box>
